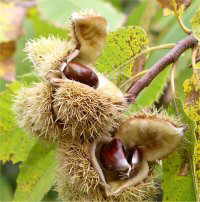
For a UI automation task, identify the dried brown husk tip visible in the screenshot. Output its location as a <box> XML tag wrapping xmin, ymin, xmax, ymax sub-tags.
<box><xmin>116</xmin><ymin>110</ymin><xmax>185</xmax><ymax>161</ymax></box>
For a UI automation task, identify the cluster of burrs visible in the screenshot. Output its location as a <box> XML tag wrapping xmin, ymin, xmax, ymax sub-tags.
<box><xmin>14</xmin><ymin>10</ymin><xmax>185</xmax><ymax>202</ymax></box>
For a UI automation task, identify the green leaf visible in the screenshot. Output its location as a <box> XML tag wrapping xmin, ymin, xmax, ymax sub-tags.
<box><xmin>129</xmin><ymin>66</ymin><xmax>171</xmax><ymax>112</ymax></box>
<box><xmin>104</xmin><ymin>0</ymin><xmax>123</xmax><ymax>10</ymax></box>
<box><xmin>0</xmin><ymin>176</ymin><xmax>13</xmax><ymax>202</ymax></box>
<box><xmin>13</xmin><ymin>142</ymin><xmax>57</xmax><ymax>202</ymax></box>
<box><xmin>163</xmin><ymin>99</ymin><xmax>196</xmax><ymax>201</ymax></box>
<box><xmin>126</xmin><ymin>0</ymin><xmax>148</xmax><ymax>26</ymax></box>
<box><xmin>0</xmin><ymin>82</ymin><xmax>36</xmax><ymax>163</ymax></box>
<box><xmin>15</xmin><ymin>18</ymin><xmax>35</xmax><ymax>77</ymax></box>
<box><xmin>96</xmin><ymin>26</ymin><xmax>149</xmax><ymax>85</ymax></box>
<box><xmin>0</xmin><ymin>79</ymin><xmax>6</xmax><ymax>92</ymax></box>
<box><xmin>175</xmin><ymin>50</ymin><xmax>193</xmax><ymax>101</ymax></box>
<box><xmin>36</xmin><ymin>0</ymin><xmax>125</xmax><ymax>30</ymax></box>
<box><xmin>191</xmin><ymin>7</ymin><xmax>200</xmax><ymax>41</ymax></box>
<box><xmin>29</xmin><ymin>8</ymin><xmax>67</xmax><ymax>39</ymax></box>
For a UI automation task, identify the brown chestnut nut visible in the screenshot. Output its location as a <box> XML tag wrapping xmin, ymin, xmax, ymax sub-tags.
<box><xmin>100</xmin><ymin>138</ymin><xmax>131</xmax><ymax>177</ymax></box>
<box><xmin>63</xmin><ymin>62</ymin><xmax>99</xmax><ymax>88</ymax></box>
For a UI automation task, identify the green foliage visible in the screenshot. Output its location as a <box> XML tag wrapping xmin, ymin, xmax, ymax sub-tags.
<box><xmin>15</xmin><ymin>18</ymin><xmax>35</xmax><ymax>77</ymax></box>
<box><xmin>37</xmin><ymin>0</ymin><xmax>124</xmax><ymax>30</ymax></box>
<box><xmin>0</xmin><ymin>176</ymin><xmax>13</xmax><ymax>201</ymax></box>
<box><xmin>126</xmin><ymin>1</ymin><xmax>148</xmax><ymax>26</ymax></box>
<box><xmin>0</xmin><ymin>82</ymin><xmax>36</xmax><ymax>163</ymax></box>
<box><xmin>183</xmin><ymin>72</ymin><xmax>200</xmax><ymax>199</ymax></box>
<box><xmin>0</xmin><ymin>78</ymin><xmax>57</xmax><ymax>201</ymax></box>
<box><xmin>163</xmin><ymin>99</ymin><xmax>196</xmax><ymax>201</ymax></box>
<box><xmin>129</xmin><ymin>67</ymin><xmax>171</xmax><ymax>112</ymax></box>
<box><xmin>96</xmin><ymin>26</ymin><xmax>149</xmax><ymax>84</ymax></box>
<box><xmin>0</xmin><ymin>79</ymin><xmax>6</xmax><ymax>91</ymax></box>
<box><xmin>13</xmin><ymin>142</ymin><xmax>57</xmax><ymax>202</ymax></box>
<box><xmin>191</xmin><ymin>7</ymin><xmax>200</xmax><ymax>41</ymax></box>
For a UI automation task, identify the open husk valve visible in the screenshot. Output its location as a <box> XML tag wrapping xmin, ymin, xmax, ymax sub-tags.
<box><xmin>88</xmin><ymin>112</ymin><xmax>185</xmax><ymax>199</ymax></box>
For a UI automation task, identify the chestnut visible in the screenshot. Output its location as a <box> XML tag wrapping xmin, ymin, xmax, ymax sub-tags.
<box><xmin>63</xmin><ymin>62</ymin><xmax>99</xmax><ymax>88</ymax></box>
<box><xmin>100</xmin><ymin>138</ymin><xmax>131</xmax><ymax>177</ymax></box>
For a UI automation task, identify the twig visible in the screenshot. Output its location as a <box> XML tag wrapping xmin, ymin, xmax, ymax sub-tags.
<box><xmin>126</xmin><ymin>35</ymin><xmax>198</xmax><ymax>104</ymax></box>
<box><xmin>177</xmin><ymin>15</ymin><xmax>192</xmax><ymax>35</ymax></box>
<box><xmin>192</xmin><ymin>47</ymin><xmax>198</xmax><ymax>68</ymax></box>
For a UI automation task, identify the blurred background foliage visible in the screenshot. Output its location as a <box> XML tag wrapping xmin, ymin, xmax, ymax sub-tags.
<box><xmin>0</xmin><ymin>0</ymin><xmax>199</xmax><ymax>201</ymax></box>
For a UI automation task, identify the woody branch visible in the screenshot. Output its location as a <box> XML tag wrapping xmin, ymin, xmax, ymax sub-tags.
<box><xmin>126</xmin><ymin>34</ymin><xmax>198</xmax><ymax>104</ymax></box>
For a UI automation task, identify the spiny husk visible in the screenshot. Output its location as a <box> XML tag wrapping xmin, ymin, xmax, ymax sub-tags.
<box><xmin>24</xmin><ymin>36</ymin><xmax>76</xmax><ymax>78</ymax></box>
<box><xmin>57</xmin><ymin>139</ymin><xmax>157</xmax><ymax>202</ymax></box>
<box><xmin>57</xmin><ymin>140</ymin><xmax>100</xmax><ymax>197</ymax></box>
<box><xmin>116</xmin><ymin>110</ymin><xmax>185</xmax><ymax>161</ymax></box>
<box><xmin>52</xmin><ymin>80</ymin><xmax>125</xmax><ymax>142</ymax></box>
<box><xmin>69</xmin><ymin>9</ymin><xmax>107</xmax><ymax>64</ymax></box>
<box><xmin>96</xmin><ymin>72</ymin><xmax>125</xmax><ymax>103</ymax></box>
<box><xmin>58</xmin><ymin>181</ymin><xmax>157</xmax><ymax>202</ymax></box>
<box><xmin>13</xmin><ymin>82</ymin><xmax>63</xmax><ymax>141</ymax></box>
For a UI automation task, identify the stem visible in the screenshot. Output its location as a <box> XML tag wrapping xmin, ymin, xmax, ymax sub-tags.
<box><xmin>177</xmin><ymin>15</ymin><xmax>192</xmax><ymax>34</ymax></box>
<box><xmin>135</xmin><ymin>43</ymin><xmax>176</xmax><ymax>60</ymax></box>
<box><xmin>170</xmin><ymin>62</ymin><xmax>177</xmax><ymax>96</ymax></box>
<box><xmin>113</xmin><ymin>44</ymin><xmax>176</xmax><ymax>74</ymax></box>
<box><xmin>120</xmin><ymin>70</ymin><xmax>149</xmax><ymax>90</ymax></box>
<box><xmin>192</xmin><ymin>48</ymin><xmax>198</xmax><ymax>68</ymax></box>
<box><xmin>126</xmin><ymin>35</ymin><xmax>198</xmax><ymax>104</ymax></box>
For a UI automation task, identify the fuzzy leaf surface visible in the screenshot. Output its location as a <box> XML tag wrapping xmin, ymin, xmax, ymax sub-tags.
<box><xmin>191</xmin><ymin>7</ymin><xmax>200</xmax><ymax>41</ymax></box>
<box><xmin>96</xmin><ymin>26</ymin><xmax>149</xmax><ymax>85</ymax></box>
<box><xmin>13</xmin><ymin>142</ymin><xmax>57</xmax><ymax>202</ymax></box>
<box><xmin>183</xmin><ymin>71</ymin><xmax>200</xmax><ymax>199</ymax></box>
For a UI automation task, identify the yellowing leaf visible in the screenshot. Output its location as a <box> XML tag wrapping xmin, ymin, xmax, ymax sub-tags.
<box><xmin>183</xmin><ymin>71</ymin><xmax>200</xmax><ymax>121</ymax></box>
<box><xmin>0</xmin><ymin>2</ymin><xmax>26</xmax><ymax>81</ymax></box>
<box><xmin>156</xmin><ymin>0</ymin><xmax>191</xmax><ymax>15</ymax></box>
<box><xmin>0</xmin><ymin>2</ymin><xmax>26</xmax><ymax>42</ymax></box>
<box><xmin>194</xmin><ymin>140</ymin><xmax>200</xmax><ymax>201</ymax></box>
<box><xmin>96</xmin><ymin>26</ymin><xmax>149</xmax><ymax>85</ymax></box>
<box><xmin>0</xmin><ymin>41</ymin><xmax>16</xmax><ymax>60</ymax></box>
<box><xmin>0</xmin><ymin>58</ymin><xmax>15</xmax><ymax>81</ymax></box>
<box><xmin>183</xmin><ymin>71</ymin><xmax>200</xmax><ymax>200</ymax></box>
<box><xmin>191</xmin><ymin>8</ymin><xmax>200</xmax><ymax>41</ymax></box>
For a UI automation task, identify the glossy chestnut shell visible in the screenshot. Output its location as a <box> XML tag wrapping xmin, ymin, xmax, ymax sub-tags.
<box><xmin>63</xmin><ymin>62</ymin><xmax>99</xmax><ymax>88</ymax></box>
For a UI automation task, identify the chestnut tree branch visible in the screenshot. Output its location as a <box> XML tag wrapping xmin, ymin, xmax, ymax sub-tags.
<box><xmin>126</xmin><ymin>35</ymin><xmax>198</xmax><ymax>104</ymax></box>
